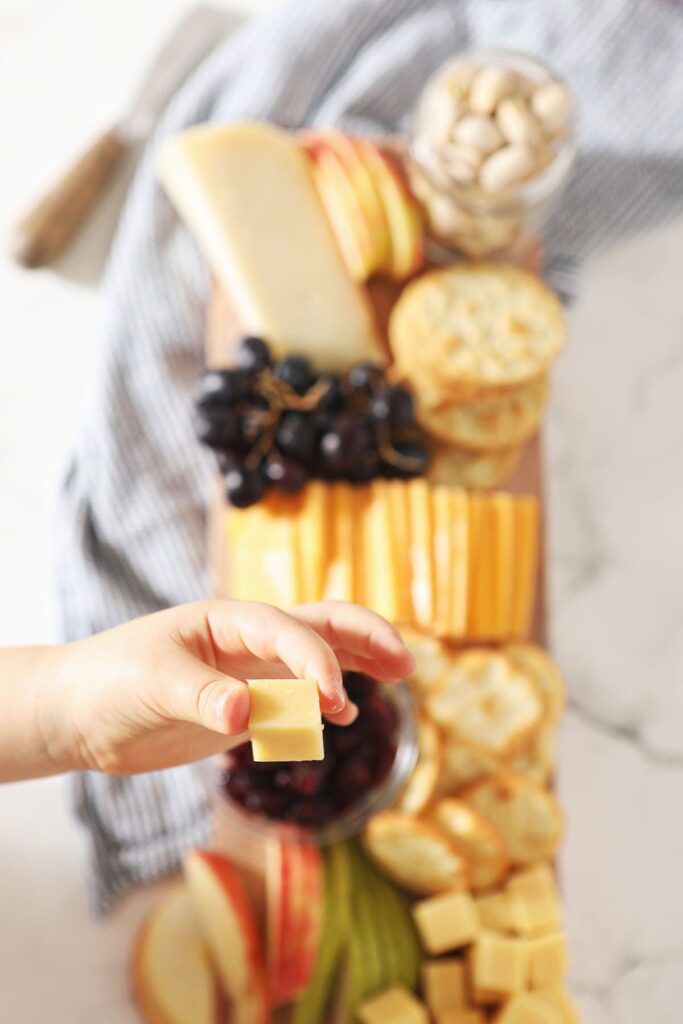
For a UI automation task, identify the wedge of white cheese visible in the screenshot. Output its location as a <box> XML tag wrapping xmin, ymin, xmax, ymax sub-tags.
<box><xmin>158</xmin><ymin>121</ymin><xmax>383</xmax><ymax>372</ymax></box>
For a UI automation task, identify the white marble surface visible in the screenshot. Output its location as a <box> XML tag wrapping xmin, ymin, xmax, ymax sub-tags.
<box><xmin>1</xmin><ymin>1</ymin><xmax>682</xmax><ymax>1021</ymax></box>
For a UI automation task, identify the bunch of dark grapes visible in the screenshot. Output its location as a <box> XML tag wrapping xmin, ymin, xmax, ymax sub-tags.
<box><xmin>218</xmin><ymin>673</ymin><xmax>399</xmax><ymax>827</ymax></box>
<box><xmin>195</xmin><ymin>336</ymin><xmax>431</xmax><ymax>508</ymax></box>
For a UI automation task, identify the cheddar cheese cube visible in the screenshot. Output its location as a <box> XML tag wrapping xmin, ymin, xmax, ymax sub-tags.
<box><xmin>421</xmin><ymin>957</ymin><xmax>467</xmax><ymax>1012</ymax></box>
<box><xmin>413</xmin><ymin>890</ymin><xmax>480</xmax><ymax>955</ymax></box>
<box><xmin>506</xmin><ymin>865</ymin><xmax>563</xmax><ymax>936</ymax></box>
<box><xmin>365</xmin><ymin>480</ymin><xmax>402</xmax><ymax>622</ymax></box>
<box><xmin>434</xmin><ymin>1012</ymin><xmax>486</xmax><ymax>1024</ymax></box>
<box><xmin>475</xmin><ymin>891</ymin><xmax>515</xmax><ymax>934</ymax></box>
<box><xmin>247</xmin><ymin>678</ymin><xmax>323</xmax><ymax>761</ymax></box>
<box><xmin>357</xmin><ymin>985</ymin><xmax>430</xmax><ymax>1024</ymax></box>
<box><xmin>493</xmin><ymin>992</ymin><xmax>563</xmax><ymax>1024</ymax></box>
<box><xmin>533</xmin><ymin>985</ymin><xmax>581</xmax><ymax>1023</ymax></box>
<box><xmin>469</xmin><ymin>932</ymin><xmax>529</xmax><ymax>1001</ymax></box>
<box><xmin>526</xmin><ymin>932</ymin><xmax>569</xmax><ymax>988</ymax></box>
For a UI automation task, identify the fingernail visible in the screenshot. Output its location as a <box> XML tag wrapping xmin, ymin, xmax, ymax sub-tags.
<box><xmin>384</xmin><ymin>632</ymin><xmax>408</xmax><ymax>655</ymax></box>
<box><xmin>326</xmin><ymin>688</ymin><xmax>347</xmax><ymax>714</ymax></box>
<box><xmin>217</xmin><ymin>686</ymin><xmax>249</xmax><ymax>734</ymax></box>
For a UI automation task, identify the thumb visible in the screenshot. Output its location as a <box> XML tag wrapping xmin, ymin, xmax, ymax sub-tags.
<box><xmin>165</xmin><ymin>656</ymin><xmax>250</xmax><ymax>736</ymax></box>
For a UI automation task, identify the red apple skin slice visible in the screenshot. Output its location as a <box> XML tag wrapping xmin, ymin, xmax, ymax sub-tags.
<box><xmin>358</xmin><ymin>141</ymin><xmax>425</xmax><ymax>281</ymax></box>
<box><xmin>267</xmin><ymin>839</ymin><xmax>324</xmax><ymax>1004</ymax></box>
<box><xmin>132</xmin><ymin>883</ymin><xmax>222</xmax><ymax>1024</ymax></box>
<box><xmin>183</xmin><ymin>850</ymin><xmax>269</xmax><ymax>1024</ymax></box>
<box><xmin>300</xmin><ymin>136</ymin><xmax>377</xmax><ymax>282</ymax></box>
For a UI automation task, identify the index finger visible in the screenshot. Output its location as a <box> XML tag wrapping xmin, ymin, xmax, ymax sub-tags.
<box><xmin>290</xmin><ymin>601</ymin><xmax>417</xmax><ymax>681</ymax></box>
<box><xmin>205</xmin><ymin>600</ymin><xmax>349</xmax><ymax>716</ymax></box>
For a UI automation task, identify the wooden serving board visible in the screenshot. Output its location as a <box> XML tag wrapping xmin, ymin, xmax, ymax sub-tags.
<box><xmin>204</xmin><ymin>281</ymin><xmax>546</xmax><ymax>645</ymax></box>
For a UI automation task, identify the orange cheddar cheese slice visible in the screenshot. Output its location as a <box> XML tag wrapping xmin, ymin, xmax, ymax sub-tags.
<box><xmin>492</xmin><ymin>492</ymin><xmax>515</xmax><ymax>639</ymax></box>
<box><xmin>466</xmin><ymin>495</ymin><xmax>495</xmax><ymax>639</ymax></box>
<box><xmin>324</xmin><ymin>482</ymin><xmax>355</xmax><ymax>603</ymax></box>
<box><xmin>260</xmin><ymin>490</ymin><xmax>305</xmax><ymax>606</ymax></box>
<box><xmin>298</xmin><ymin>481</ymin><xmax>330</xmax><ymax>603</ymax></box>
<box><xmin>512</xmin><ymin>497</ymin><xmax>540</xmax><ymax>638</ymax></box>
<box><xmin>351</xmin><ymin>484</ymin><xmax>372</xmax><ymax>609</ymax></box>
<box><xmin>432</xmin><ymin>486</ymin><xmax>452</xmax><ymax>636</ymax></box>
<box><xmin>407</xmin><ymin>479</ymin><xmax>434</xmax><ymax>629</ymax></box>
<box><xmin>387</xmin><ymin>480</ymin><xmax>413</xmax><ymax>625</ymax></box>
<box><xmin>364</xmin><ymin>480</ymin><xmax>402</xmax><ymax>623</ymax></box>
<box><xmin>449</xmin><ymin>487</ymin><xmax>469</xmax><ymax>639</ymax></box>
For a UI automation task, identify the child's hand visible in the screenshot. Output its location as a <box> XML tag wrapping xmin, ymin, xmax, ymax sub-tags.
<box><xmin>38</xmin><ymin>600</ymin><xmax>416</xmax><ymax>777</ymax></box>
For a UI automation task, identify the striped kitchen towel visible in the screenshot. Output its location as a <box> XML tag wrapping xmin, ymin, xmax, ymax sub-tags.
<box><xmin>55</xmin><ymin>0</ymin><xmax>683</xmax><ymax>912</ymax></box>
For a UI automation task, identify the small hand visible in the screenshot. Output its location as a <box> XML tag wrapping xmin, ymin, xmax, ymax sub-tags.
<box><xmin>43</xmin><ymin>600</ymin><xmax>415</xmax><ymax>777</ymax></box>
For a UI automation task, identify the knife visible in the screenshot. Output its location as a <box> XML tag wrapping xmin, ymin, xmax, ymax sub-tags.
<box><xmin>11</xmin><ymin>4</ymin><xmax>235</xmax><ymax>270</ymax></box>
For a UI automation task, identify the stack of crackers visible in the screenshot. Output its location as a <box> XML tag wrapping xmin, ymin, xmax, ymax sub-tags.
<box><xmin>389</xmin><ymin>263</ymin><xmax>565</xmax><ymax>489</ymax></box>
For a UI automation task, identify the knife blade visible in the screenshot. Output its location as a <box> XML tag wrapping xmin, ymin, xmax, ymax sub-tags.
<box><xmin>11</xmin><ymin>4</ymin><xmax>238</xmax><ymax>269</ymax></box>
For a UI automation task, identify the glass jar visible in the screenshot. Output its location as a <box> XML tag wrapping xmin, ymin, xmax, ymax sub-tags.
<box><xmin>410</xmin><ymin>49</ymin><xmax>577</xmax><ymax>262</ymax></box>
<box><xmin>199</xmin><ymin>680</ymin><xmax>417</xmax><ymax>883</ymax></box>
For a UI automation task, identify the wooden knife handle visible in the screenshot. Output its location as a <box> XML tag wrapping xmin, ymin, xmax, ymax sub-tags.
<box><xmin>11</xmin><ymin>128</ymin><xmax>128</xmax><ymax>269</ymax></box>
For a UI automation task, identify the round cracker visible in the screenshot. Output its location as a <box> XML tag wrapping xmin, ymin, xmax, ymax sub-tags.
<box><xmin>429</xmin><ymin>797</ymin><xmax>509</xmax><ymax>891</ymax></box>
<box><xmin>463</xmin><ymin>772</ymin><xmax>564</xmax><ymax>866</ymax></box>
<box><xmin>396</xmin><ymin>715</ymin><xmax>443</xmax><ymax>815</ymax></box>
<box><xmin>510</xmin><ymin>724</ymin><xmax>555</xmax><ymax>786</ymax></box>
<box><xmin>428</xmin><ymin>443</ymin><xmax>522</xmax><ymax>490</ymax></box>
<box><xmin>426</xmin><ymin>649</ymin><xmax>544</xmax><ymax>759</ymax></box>
<box><xmin>363</xmin><ymin>811</ymin><xmax>468</xmax><ymax>895</ymax></box>
<box><xmin>417</xmin><ymin>375</ymin><xmax>548</xmax><ymax>451</ymax></box>
<box><xmin>436</xmin><ymin>738</ymin><xmax>499</xmax><ymax>796</ymax></box>
<box><xmin>505</xmin><ymin>643</ymin><xmax>566</xmax><ymax>723</ymax></box>
<box><xmin>389</xmin><ymin>263</ymin><xmax>564</xmax><ymax>400</ymax></box>
<box><xmin>404</xmin><ymin>630</ymin><xmax>452</xmax><ymax>699</ymax></box>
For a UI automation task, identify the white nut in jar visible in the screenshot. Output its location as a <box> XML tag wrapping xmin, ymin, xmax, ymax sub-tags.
<box><xmin>421</xmin><ymin>86</ymin><xmax>462</xmax><ymax>144</ymax></box>
<box><xmin>496</xmin><ymin>96</ymin><xmax>543</xmax><ymax>145</ymax></box>
<box><xmin>468</xmin><ymin>65</ymin><xmax>517</xmax><ymax>114</ymax></box>
<box><xmin>426</xmin><ymin>193</ymin><xmax>476</xmax><ymax>238</ymax></box>
<box><xmin>479</xmin><ymin>143</ymin><xmax>537</xmax><ymax>192</ymax></box>
<box><xmin>442</xmin><ymin>142</ymin><xmax>484</xmax><ymax>185</ymax></box>
<box><xmin>531</xmin><ymin>81</ymin><xmax>573</xmax><ymax>135</ymax></box>
<box><xmin>441</xmin><ymin>60</ymin><xmax>477</xmax><ymax>98</ymax></box>
<box><xmin>452</xmin><ymin>114</ymin><xmax>503</xmax><ymax>154</ymax></box>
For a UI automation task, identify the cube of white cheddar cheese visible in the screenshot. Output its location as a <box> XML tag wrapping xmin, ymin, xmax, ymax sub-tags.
<box><xmin>526</xmin><ymin>932</ymin><xmax>569</xmax><ymax>989</ymax></box>
<box><xmin>421</xmin><ymin>957</ymin><xmax>467</xmax><ymax>1012</ymax></box>
<box><xmin>469</xmin><ymin>932</ymin><xmax>529</xmax><ymax>1002</ymax></box>
<box><xmin>506</xmin><ymin>864</ymin><xmax>563</xmax><ymax>936</ymax></box>
<box><xmin>357</xmin><ymin>985</ymin><xmax>430</xmax><ymax>1024</ymax></box>
<box><xmin>434</xmin><ymin>1012</ymin><xmax>486</xmax><ymax>1024</ymax></box>
<box><xmin>413</xmin><ymin>890</ymin><xmax>480</xmax><ymax>955</ymax></box>
<box><xmin>494</xmin><ymin>992</ymin><xmax>563</xmax><ymax>1024</ymax></box>
<box><xmin>533</xmin><ymin>985</ymin><xmax>581</xmax><ymax>1023</ymax></box>
<box><xmin>247</xmin><ymin>678</ymin><xmax>323</xmax><ymax>761</ymax></box>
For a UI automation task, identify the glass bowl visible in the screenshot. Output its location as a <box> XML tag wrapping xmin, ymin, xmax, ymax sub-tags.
<box><xmin>409</xmin><ymin>48</ymin><xmax>577</xmax><ymax>260</ymax></box>
<box><xmin>201</xmin><ymin>679</ymin><xmax>417</xmax><ymax>854</ymax></box>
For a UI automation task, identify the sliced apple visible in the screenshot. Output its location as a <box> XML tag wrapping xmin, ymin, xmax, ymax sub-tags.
<box><xmin>322</xmin><ymin>132</ymin><xmax>392</xmax><ymax>271</ymax></box>
<box><xmin>132</xmin><ymin>883</ymin><xmax>221</xmax><ymax>1024</ymax></box>
<box><xmin>267</xmin><ymin>839</ymin><xmax>324</xmax><ymax>1004</ymax></box>
<box><xmin>183</xmin><ymin>850</ymin><xmax>268</xmax><ymax>1024</ymax></box>
<box><xmin>358</xmin><ymin>141</ymin><xmax>425</xmax><ymax>280</ymax></box>
<box><xmin>301</xmin><ymin>136</ymin><xmax>377</xmax><ymax>282</ymax></box>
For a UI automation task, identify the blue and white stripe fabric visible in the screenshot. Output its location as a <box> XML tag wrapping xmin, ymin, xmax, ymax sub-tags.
<box><xmin>55</xmin><ymin>0</ymin><xmax>683</xmax><ymax>912</ymax></box>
